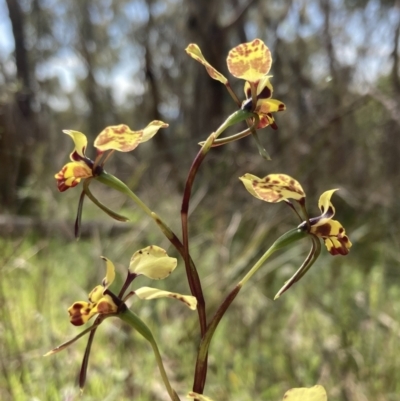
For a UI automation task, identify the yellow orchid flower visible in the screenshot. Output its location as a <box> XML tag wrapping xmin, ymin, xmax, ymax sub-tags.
<box><xmin>240</xmin><ymin>173</ymin><xmax>352</xmax><ymax>297</ymax></box>
<box><xmin>46</xmin><ymin>246</ymin><xmax>197</xmax><ymax>390</ymax></box>
<box><xmin>186</xmin><ymin>39</ymin><xmax>285</xmax><ymax>130</ymax></box>
<box><xmin>68</xmin><ymin>246</ymin><xmax>196</xmax><ymax>327</ymax></box>
<box><xmin>55</xmin><ymin>122</ymin><xmax>168</xmax><ymax>192</ymax></box>
<box><xmin>303</xmin><ymin>189</ymin><xmax>352</xmax><ymax>256</ymax></box>
<box><xmin>68</xmin><ymin>256</ymin><xmax>118</xmax><ymax>326</ymax></box>
<box><xmin>240</xmin><ymin>173</ymin><xmax>352</xmax><ymax>256</ymax></box>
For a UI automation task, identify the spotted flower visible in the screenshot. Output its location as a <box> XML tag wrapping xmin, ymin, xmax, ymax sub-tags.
<box><xmin>68</xmin><ymin>256</ymin><xmax>119</xmax><ymax>326</ymax></box>
<box><xmin>186</xmin><ymin>39</ymin><xmax>285</xmax><ymax>130</ymax></box>
<box><xmin>55</xmin><ymin>122</ymin><xmax>168</xmax><ymax>192</ymax></box>
<box><xmin>69</xmin><ymin>246</ymin><xmax>196</xmax><ymax>327</ymax></box>
<box><xmin>240</xmin><ymin>173</ymin><xmax>351</xmax><ymax>256</ymax></box>
<box><xmin>46</xmin><ymin>246</ymin><xmax>197</xmax><ymax>389</ymax></box>
<box><xmin>300</xmin><ymin>189</ymin><xmax>352</xmax><ymax>255</ymax></box>
<box><xmin>240</xmin><ymin>173</ymin><xmax>351</xmax><ymax>298</ymax></box>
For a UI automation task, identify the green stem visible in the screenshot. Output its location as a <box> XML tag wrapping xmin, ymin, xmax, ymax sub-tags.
<box><xmin>178</xmin><ymin>110</ymin><xmax>255</xmax><ymax>338</ymax></box>
<box><xmin>120</xmin><ymin>309</ymin><xmax>180</xmax><ymax>401</ymax></box>
<box><xmin>213</xmin><ymin>109</ymin><xmax>254</xmax><ymax>139</ymax></box>
<box><xmin>240</xmin><ymin>228</ymin><xmax>307</xmax><ymax>287</ymax></box>
<box><xmin>96</xmin><ymin>173</ymin><xmax>154</xmax><ymax>217</ymax></box>
<box><xmin>193</xmin><ymin>227</ymin><xmax>308</xmax><ymax>393</ymax></box>
<box><xmin>198</xmin><ymin>128</ymin><xmax>252</xmax><ymax>147</ymax></box>
<box><xmin>225</xmin><ymin>82</ymin><xmax>241</xmax><ymax>106</ymax></box>
<box><xmin>83</xmin><ymin>179</ymin><xmax>129</xmax><ymax>222</ymax></box>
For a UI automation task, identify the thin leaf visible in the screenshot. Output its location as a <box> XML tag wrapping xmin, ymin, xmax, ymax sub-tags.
<box><xmin>274</xmin><ymin>236</ymin><xmax>321</xmax><ymax>299</ymax></box>
<box><xmin>75</xmin><ymin>189</ymin><xmax>86</xmax><ymax>239</ymax></box>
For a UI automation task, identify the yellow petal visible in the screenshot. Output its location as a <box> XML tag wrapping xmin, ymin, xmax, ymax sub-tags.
<box><xmin>55</xmin><ymin>161</ymin><xmax>93</xmax><ymax>192</ymax></box>
<box><xmin>88</xmin><ymin>285</ymin><xmax>104</xmax><ymax>303</ymax></box>
<box><xmin>185</xmin><ymin>44</ymin><xmax>228</xmax><ymax>84</ymax></box>
<box><xmin>227</xmin><ymin>39</ymin><xmax>272</xmax><ymax>82</ymax></box>
<box><xmin>140</xmin><ymin>120</ymin><xmax>169</xmax><ymax>143</ymax></box>
<box><xmin>187</xmin><ymin>392</ymin><xmax>214</xmax><ymax>401</ymax></box>
<box><xmin>63</xmin><ymin>130</ymin><xmax>88</xmax><ymax>159</ymax></box>
<box><xmin>239</xmin><ymin>173</ymin><xmax>263</xmax><ymax>200</ymax></box>
<box><xmin>241</xmin><ymin>173</ymin><xmax>305</xmax><ymax>203</ymax></box>
<box><xmin>135</xmin><ymin>287</ymin><xmax>197</xmax><ymax>310</ymax></box>
<box><xmin>129</xmin><ymin>246</ymin><xmax>177</xmax><ymax>279</ymax></box>
<box><xmin>94</xmin><ymin>124</ymin><xmax>142</xmax><ymax>152</ymax></box>
<box><xmin>256</xmin><ymin>98</ymin><xmax>286</xmax><ymax>114</ymax></box>
<box><xmin>100</xmin><ymin>256</ymin><xmax>116</xmax><ymax>288</ymax></box>
<box><xmin>318</xmin><ymin>189</ymin><xmax>338</xmax><ymax>216</ymax></box>
<box><xmin>282</xmin><ymin>385</ymin><xmax>327</xmax><ymax>401</ymax></box>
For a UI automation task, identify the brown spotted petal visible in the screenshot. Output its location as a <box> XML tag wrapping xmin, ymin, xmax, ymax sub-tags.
<box><xmin>94</xmin><ymin>124</ymin><xmax>142</xmax><ymax>152</ymax></box>
<box><xmin>68</xmin><ymin>293</ymin><xmax>118</xmax><ymax>326</ymax></box>
<box><xmin>68</xmin><ymin>301</ymin><xmax>97</xmax><ymax>326</ymax></box>
<box><xmin>227</xmin><ymin>39</ymin><xmax>272</xmax><ymax>83</ymax></box>
<box><xmin>310</xmin><ymin>219</ymin><xmax>352</xmax><ymax>256</ymax></box>
<box><xmin>240</xmin><ymin>173</ymin><xmax>305</xmax><ymax>203</ymax></box>
<box><xmin>54</xmin><ymin>161</ymin><xmax>93</xmax><ymax>192</ymax></box>
<box><xmin>135</xmin><ymin>287</ymin><xmax>197</xmax><ymax>310</ymax></box>
<box><xmin>94</xmin><ymin>122</ymin><xmax>168</xmax><ymax>152</ymax></box>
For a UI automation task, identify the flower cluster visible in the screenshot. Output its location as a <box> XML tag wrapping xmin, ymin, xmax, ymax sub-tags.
<box><xmin>50</xmin><ymin>38</ymin><xmax>353</xmax><ymax>399</ymax></box>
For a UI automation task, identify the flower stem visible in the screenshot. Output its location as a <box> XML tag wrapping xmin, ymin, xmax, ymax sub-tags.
<box><xmin>240</xmin><ymin>227</ymin><xmax>307</xmax><ymax>287</ymax></box>
<box><xmin>96</xmin><ymin>173</ymin><xmax>154</xmax><ymax>217</ymax></box>
<box><xmin>198</xmin><ymin>128</ymin><xmax>252</xmax><ymax>147</ymax></box>
<box><xmin>180</xmin><ymin>133</ymin><xmax>216</xmax><ymax>336</ymax></box>
<box><xmin>213</xmin><ymin>109</ymin><xmax>254</xmax><ymax>139</ymax></box>
<box><xmin>225</xmin><ymin>82</ymin><xmax>241</xmax><ymax>106</ymax></box>
<box><xmin>120</xmin><ymin>309</ymin><xmax>180</xmax><ymax>401</ymax></box>
<box><xmin>192</xmin><ymin>227</ymin><xmax>308</xmax><ymax>393</ymax></box>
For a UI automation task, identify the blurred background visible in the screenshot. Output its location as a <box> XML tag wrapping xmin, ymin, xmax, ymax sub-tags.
<box><xmin>1</xmin><ymin>0</ymin><xmax>399</xmax><ymax>400</ymax></box>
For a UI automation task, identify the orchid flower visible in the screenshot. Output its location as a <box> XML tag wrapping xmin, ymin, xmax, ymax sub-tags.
<box><xmin>186</xmin><ymin>39</ymin><xmax>285</xmax><ymax>130</ymax></box>
<box><xmin>55</xmin><ymin>122</ymin><xmax>168</xmax><ymax>192</ymax></box>
<box><xmin>240</xmin><ymin>173</ymin><xmax>352</xmax><ymax>297</ymax></box>
<box><xmin>46</xmin><ymin>246</ymin><xmax>197</xmax><ymax>390</ymax></box>
<box><xmin>239</xmin><ymin>173</ymin><xmax>351</xmax><ymax>255</ymax></box>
